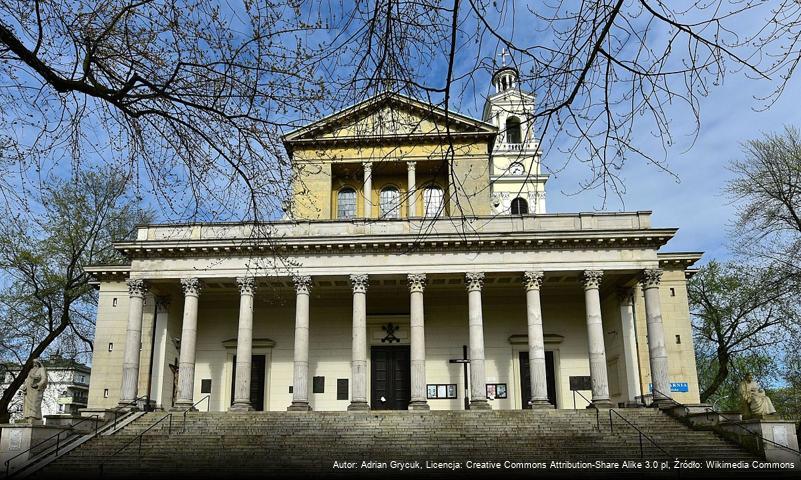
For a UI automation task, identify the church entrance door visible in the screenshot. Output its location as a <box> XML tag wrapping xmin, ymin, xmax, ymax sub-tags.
<box><xmin>231</xmin><ymin>355</ymin><xmax>266</xmax><ymax>411</ymax></box>
<box><xmin>519</xmin><ymin>351</ymin><xmax>557</xmax><ymax>408</ymax></box>
<box><xmin>370</xmin><ymin>346</ymin><xmax>411</xmax><ymax>410</ymax></box>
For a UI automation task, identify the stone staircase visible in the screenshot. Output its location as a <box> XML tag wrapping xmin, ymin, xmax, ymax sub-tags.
<box><xmin>29</xmin><ymin>409</ymin><xmax>759</xmax><ymax>478</ymax></box>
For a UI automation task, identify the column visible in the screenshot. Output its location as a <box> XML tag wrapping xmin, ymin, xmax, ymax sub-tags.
<box><xmin>408</xmin><ymin>274</ymin><xmax>429</xmax><ymax>410</ymax></box>
<box><xmin>363</xmin><ymin>162</ymin><xmax>373</xmax><ymax>218</ymax></box>
<box><xmin>523</xmin><ymin>272</ymin><xmax>552</xmax><ymax>409</ymax></box>
<box><xmin>348</xmin><ymin>274</ymin><xmax>370</xmax><ymax>411</ymax></box>
<box><xmin>150</xmin><ymin>296</ymin><xmax>170</xmax><ymax>409</ymax></box>
<box><xmin>465</xmin><ymin>272</ymin><xmax>491</xmax><ymax>410</ymax></box>
<box><xmin>581</xmin><ymin>270</ymin><xmax>613</xmax><ymax>408</ymax></box>
<box><xmin>407</xmin><ymin>161</ymin><xmax>417</xmax><ymax>217</ymax></box>
<box><xmin>173</xmin><ymin>277</ymin><xmax>202</xmax><ymax>410</ymax></box>
<box><xmin>119</xmin><ymin>279</ymin><xmax>148</xmax><ymax>407</ymax></box>
<box><xmin>289</xmin><ymin>275</ymin><xmax>313</xmax><ymax>411</ymax></box>
<box><xmin>641</xmin><ymin>269</ymin><xmax>670</xmax><ymax>405</ymax></box>
<box><xmin>618</xmin><ymin>289</ymin><xmax>642</xmax><ymax>404</ymax></box>
<box><xmin>230</xmin><ymin>277</ymin><xmax>256</xmax><ymax>411</ymax></box>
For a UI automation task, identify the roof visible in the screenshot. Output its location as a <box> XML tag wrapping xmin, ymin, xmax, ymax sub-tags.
<box><xmin>282</xmin><ymin>91</ymin><xmax>497</xmax><ymax>153</ymax></box>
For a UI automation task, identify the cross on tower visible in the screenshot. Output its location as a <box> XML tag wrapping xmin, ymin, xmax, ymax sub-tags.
<box><xmin>498</xmin><ymin>48</ymin><xmax>510</xmax><ymax>66</ymax></box>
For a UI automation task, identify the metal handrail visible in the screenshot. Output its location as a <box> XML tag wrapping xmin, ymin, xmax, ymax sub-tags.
<box><xmin>3</xmin><ymin>414</ymin><xmax>98</xmax><ymax>477</ymax></box>
<box><xmin>652</xmin><ymin>387</ymin><xmax>801</xmax><ymax>456</ymax></box>
<box><xmin>182</xmin><ymin>395</ymin><xmax>211</xmax><ymax>433</ymax></box>
<box><xmin>609</xmin><ymin>409</ymin><xmax>674</xmax><ymax>459</ymax></box>
<box><xmin>572</xmin><ymin>390</ymin><xmax>600</xmax><ymax>431</ymax></box>
<box><xmin>3</xmin><ymin>394</ymin><xmax>147</xmax><ymax>477</ymax></box>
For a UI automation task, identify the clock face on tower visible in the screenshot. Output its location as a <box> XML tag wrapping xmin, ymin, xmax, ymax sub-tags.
<box><xmin>508</xmin><ymin>162</ymin><xmax>525</xmax><ymax>175</ymax></box>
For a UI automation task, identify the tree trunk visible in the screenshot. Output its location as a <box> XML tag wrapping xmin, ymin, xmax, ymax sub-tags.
<box><xmin>700</xmin><ymin>349</ymin><xmax>730</xmax><ymax>403</ymax></box>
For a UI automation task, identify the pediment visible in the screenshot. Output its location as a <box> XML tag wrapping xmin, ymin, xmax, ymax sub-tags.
<box><xmin>283</xmin><ymin>92</ymin><xmax>496</xmax><ymax>147</ymax></box>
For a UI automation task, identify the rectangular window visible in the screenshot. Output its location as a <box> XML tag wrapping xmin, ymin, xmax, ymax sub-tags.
<box><xmin>336</xmin><ymin>379</ymin><xmax>348</xmax><ymax>400</ymax></box>
<box><xmin>670</xmin><ymin>288</ymin><xmax>676</xmax><ymax>297</ymax></box>
<box><xmin>112</xmin><ymin>298</ymin><xmax>118</xmax><ymax>307</ymax></box>
<box><xmin>108</xmin><ymin>343</ymin><xmax>113</xmax><ymax>352</ymax></box>
<box><xmin>103</xmin><ymin>389</ymin><xmax>109</xmax><ymax>398</ymax></box>
<box><xmin>200</xmin><ymin>379</ymin><xmax>212</xmax><ymax>394</ymax></box>
<box><xmin>676</xmin><ymin>335</ymin><xmax>682</xmax><ymax>344</ymax></box>
<box><xmin>313</xmin><ymin>376</ymin><xmax>325</xmax><ymax>394</ymax></box>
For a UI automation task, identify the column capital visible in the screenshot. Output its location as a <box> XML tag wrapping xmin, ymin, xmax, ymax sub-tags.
<box><xmin>127</xmin><ymin>279</ymin><xmax>148</xmax><ymax>298</ymax></box>
<box><xmin>408</xmin><ymin>273</ymin><xmax>426</xmax><ymax>293</ymax></box>
<box><xmin>640</xmin><ymin>269</ymin><xmax>663</xmax><ymax>289</ymax></box>
<box><xmin>180</xmin><ymin>277</ymin><xmax>203</xmax><ymax>297</ymax></box>
<box><xmin>407</xmin><ymin>161</ymin><xmax>417</xmax><ymax>171</ymax></box>
<box><xmin>293</xmin><ymin>275</ymin><xmax>313</xmax><ymax>295</ymax></box>
<box><xmin>155</xmin><ymin>296</ymin><xmax>171</xmax><ymax>313</ymax></box>
<box><xmin>581</xmin><ymin>270</ymin><xmax>603</xmax><ymax>290</ymax></box>
<box><xmin>617</xmin><ymin>288</ymin><xmax>635</xmax><ymax>305</ymax></box>
<box><xmin>236</xmin><ymin>276</ymin><xmax>256</xmax><ymax>296</ymax></box>
<box><xmin>465</xmin><ymin>272</ymin><xmax>485</xmax><ymax>292</ymax></box>
<box><xmin>523</xmin><ymin>271</ymin><xmax>544</xmax><ymax>291</ymax></box>
<box><xmin>350</xmin><ymin>274</ymin><xmax>369</xmax><ymax>294</ymax></box>
<box><xmin>363</xmin><ymin>161</ymin><xmax>373</xmax><ymax>172</ymax></box>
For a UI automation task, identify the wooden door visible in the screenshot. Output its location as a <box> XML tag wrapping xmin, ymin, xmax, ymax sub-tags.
<box><xmin>370</xmin><ymin>346</ymin><xmax>411</xmax><ymax>410</ymax></box>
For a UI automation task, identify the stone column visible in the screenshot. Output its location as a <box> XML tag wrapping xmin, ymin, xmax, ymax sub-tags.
<box><xmin>150</xmin><ymin>296</ymin><xmax>171</xmax><ymax>409</ymax></box>
<box><xmin>408</xmin><ymin>274</ymin><xmax>429</xmax><ymax>410</ymax></box>
<box><xmin>363</xmin><ymin>162</ymin><xmax>373</xmax><ymax>218</ymax></box>
<box><xmin>230</xmin><ymin>277</ymin><xmax>256</xmax><ymax>411</ymax></box>
<box><xmin>581</xmin><ymin>270</ymin><xmax>613</xmax><ymax>408</ymax></box>
<box><xmin>523</xmin><ymin>271</ymin><xmax>552</xmax><ymax>409</ymax></box>
<box><xmin>641</xmin><ymin>269</ymin><xmax>670</xmax><ymax>405</ymax></box>
<box><xmin>465</xmin><ymin>272</ymin><xmax>491</xmax><ymax>410</ymax></box>
<box><xmin>119</xmin><ymin>279</ymin><xmax>148</xmax><ymax>407</ymax></box>
<box><xmin>174</xmin><ymin>277</ymin><xmax>202</xmax><ymax>410</ymax></box>
<box><xmin>348</xmin><ymin>274</ymin><xmax>370</xmax><ymax>411</ymax></box>
<box><xmin>618</xmin><ymin>289</ymin><xmax>642</xmax><ymax>404</ymax></box>
<box><xmin>289</xmin><ymin>275</ymin><xmax>313</xmax><ymax>411</ymax></box>
<box><xmin>407</xmin><ymin>161</ymin><xmax>417</xmax><ymax>217</ymax></box>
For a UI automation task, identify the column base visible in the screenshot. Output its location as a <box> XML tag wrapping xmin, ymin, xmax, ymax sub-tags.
<box><xmin>408</xmin><ymin>401</ymin><xmax>430</xmax><ymax>411</ymax></box>
<box><xmin>347</xmin><ymin>401</ymin><xmax>370</xmax><ymax>412</ymax></box>
<box><xmin>589</xmin><ymin>399</ymin><xmax>614</xmax><ymax>409</ymax></box>
<box><xmin>169</xmin><ymin>403</ymin><xmax>196</xmax><ymax>412</ymax></box>
<box><xmin>528</xmin><ymin>400</ymin><xmax>555</xmax><ymax>410</ymax></box>
<box><xmin>469</xmin><ymin>400</ymin><xmax>492</xmax><ymax>410</ymax></box>
<box><xmin>229</xmin><ymin>402</ymin><xmax>254</xmax><ymax>412</ymax></box>
<box><xmin>287</xmin><ymin>402</ymin><xmax>313</xmax><ymax>412</ymax></box>
<box><xmin>116</xmin><ymin>402</ymin><xmax>141</xmax><ymax>412</ymax></box>
<box><xmin>652</xmin><ymin>397</ymin><xmax>676</xmax><ymax>409</ymax></box>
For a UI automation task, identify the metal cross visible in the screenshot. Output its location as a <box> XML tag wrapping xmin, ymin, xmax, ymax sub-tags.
<box><xmin>498</xmin><ymin>48</ymin><xmax>509</xmax><ymax>66</ymax></box>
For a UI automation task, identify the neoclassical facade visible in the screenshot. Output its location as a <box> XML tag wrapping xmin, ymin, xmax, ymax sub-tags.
<box><xmin>85</xmin><ymin>67</ymin><xmax>702</xmax><ymax>414</ymax></box>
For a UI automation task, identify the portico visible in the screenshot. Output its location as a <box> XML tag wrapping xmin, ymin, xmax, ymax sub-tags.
<box><xmin>89</xmin><ymin>212</ymin><xmax>701</xmax><ymax>414</ymax></box>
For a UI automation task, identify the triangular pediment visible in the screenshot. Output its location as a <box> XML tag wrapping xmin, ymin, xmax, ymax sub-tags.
<box><xmin>283</xmin><ymin>92</ymin><xmax>496</xmax><ymax>146</ymax></box>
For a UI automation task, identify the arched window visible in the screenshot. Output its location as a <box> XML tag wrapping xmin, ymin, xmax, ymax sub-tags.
<box><xmin>379</xmin><ymin>186</ymin><xmax>400</xmax><ymax>219</ymax></box>
<box><xmin>337</xmin><ymin>187</ymin><xmax>357</xmax><ymax>219</ymax></box>
<box><xmin>423</xmin><ymin>186</ymin><xmax>444</xmax><ymax>217</ymax></box>
<box><xmin>506</xmin><ymin>116</ymin><xmax>522</xmax><ymax>144</ymax></box>
<box><xmin>511</xmin><ymin>197</ymin><xmax>529</xmax><ymax>215</ymax></box>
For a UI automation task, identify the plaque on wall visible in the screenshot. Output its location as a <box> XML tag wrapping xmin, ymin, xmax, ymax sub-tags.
<box><xmin>313</xmin><ymin>376</ymin><xmax>325</xmax><ymax>394</ymax></box>
<box><xmin>569</xmin><ymin>376</ymin><xmax>592</xmax><ymax>391</ymax></box>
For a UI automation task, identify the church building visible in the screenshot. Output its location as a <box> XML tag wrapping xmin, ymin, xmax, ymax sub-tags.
<box><xmin>84</xmin><ymin>64</ymin><xmax>702</xmax><ymax>414</ymax></box>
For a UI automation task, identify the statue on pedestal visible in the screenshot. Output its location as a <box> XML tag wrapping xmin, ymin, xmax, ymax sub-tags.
<box><xmin>20</xmin><ymin>359</ymin><xmax>48</xmax><ymax>424</ymax></box>
<box><xmin>738</xmin><ymin>373</ymin><xmax>777</xmax><ymax>419</ymax></box>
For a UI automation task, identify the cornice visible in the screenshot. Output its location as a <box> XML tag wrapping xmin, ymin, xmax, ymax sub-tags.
<box><xmin>112</xmin><ymin>228</ymin><xmax>677</xmax><ymax>260</ymax></box>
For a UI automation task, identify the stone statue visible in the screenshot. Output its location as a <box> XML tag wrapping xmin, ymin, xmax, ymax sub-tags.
<box><xmin>20</xmin><ymin>358</ymin><xmax>48</xmax><ymax>424</ymax></box>
<box><xmin>738</xmin><ymin>373</ymin><xmax>777</xmax><ymax>419</ymax></box>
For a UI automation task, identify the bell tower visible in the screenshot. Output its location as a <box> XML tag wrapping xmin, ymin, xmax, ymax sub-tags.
<box><xmin>482</xmin><ymin>50</ymin><xmax>548</xmax><ymax>215</ymax></box>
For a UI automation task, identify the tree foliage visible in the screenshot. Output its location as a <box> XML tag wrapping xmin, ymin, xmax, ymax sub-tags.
<box><xmin>0</xmin><ymin>168</ymin><xmax>150</xmax><ymax>423</ymax></box>
<box><xmin>728</xmin><ymin>126</ymin><xmax>801</xmax><ymax>273</ymax></box>
<box><xmin>688</xmin><ymin>260</ymin><xmax>799</xmax><ymax>404</ymax></box>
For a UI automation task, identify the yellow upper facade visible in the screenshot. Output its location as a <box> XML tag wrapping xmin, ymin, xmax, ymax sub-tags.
<box><xmin>283</xmin><ymin>92</ymin><xmax>499</xmax><ymax>221</ymax></box>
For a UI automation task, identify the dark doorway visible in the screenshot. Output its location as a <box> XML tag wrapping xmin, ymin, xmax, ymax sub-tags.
<box><xmin>519</xmin><ymin>351</ymin><xmax>557</xmax><ymax>408</ymax></box>
<box><xmin>371</xmin><ymin>346</ymin><xmax>411</xmax><ymax>410</ymax></box>
<box><xmin>231</xmin><ymin>355</ymin><xmax>266</xmax><ymax>411</ymax></box>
